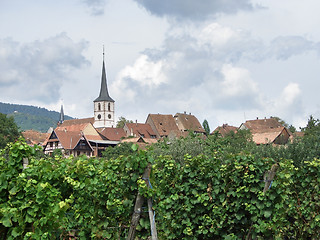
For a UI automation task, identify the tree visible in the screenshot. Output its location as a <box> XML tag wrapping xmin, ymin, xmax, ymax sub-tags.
<box><xmin>0</xmin><ymin>113</ymin><xmax>21</xmax><ymax>149</ymax></box>
<box><xmin>202</xmin><ymin>119</ymin><xmax>210</xmax><ymax>135</ymax></box>
<box><xmin>116</xmin><ymin>116</ymin><xmax>133</xmax><ymax>128</ymax></box>
<box><xmin>301</xmin><ymin>115</ymin><xmax>319</xmax><ymax>134</ymax></box>
<box><xmin>102</xmin><ymin>142</ymin><xmax>135</xmax><ymax>160</ymax></box>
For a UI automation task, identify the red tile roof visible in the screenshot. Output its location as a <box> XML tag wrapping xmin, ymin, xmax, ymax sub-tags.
<box><xmin>146</xmin><ymin>114</ymin><xmax>180</xmax><ymax>137</ymax></box>
<box><xmin>22</xmin><ymin>130</ymin><xmax>50</xmax><ymax>145</ymax></box>
<box><xmin>174</xmin><ymin>113</ymin><xmax>205</xmax><ymax>133</ymax></box>
<box><xmin>242</xmin><ymin>118</ymin><xmax>282</xmax><ymax>133</ymax></box>
<box><xmin>54</xmin><ymin>129</ymin><xmax>85</xmax><ymax>150</ymax></box>
<box><xmin>59</xmin><ymin>117</ymin><xmax>94</xmax><ymax>127</ymax></box>
<box><xmin>252</xmin><ymin>127</ymin><xmax>289</xmax><ymax>145</ymax></box>
<box><xmin>212</xmin><ymin>124</ymin><xmax>238</xmax><ymax>137</ymax></box>
<box><xmin>97</xmin><ymin>127</ymin><xmax>126</xmax><ymax>141</ymax></box>
<box><xmin>124</xmin><ymin>123</ymin><xmax>157</xmax><ymax>138</ymax></box>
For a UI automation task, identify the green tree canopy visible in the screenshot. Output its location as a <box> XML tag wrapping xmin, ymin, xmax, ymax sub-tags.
<box><xmin>202</xmin><ymin>119</ymin><xmax>210</xmax><ymax>135</ymax></box>
<box><xmin>116</xmin><ymin>116</ymin><xmax>133</xmax><ymax>128</ymax></box>
<box><xmin>0</xmin><ymin>113</ymin><xmax>21</xmax><ymax>149</ymax></box>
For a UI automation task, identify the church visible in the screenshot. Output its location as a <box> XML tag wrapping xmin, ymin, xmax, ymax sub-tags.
<box><xmin>44</xmin><ymin>55</ymin><xmax>126</xmax><ymax>157</ymax></box>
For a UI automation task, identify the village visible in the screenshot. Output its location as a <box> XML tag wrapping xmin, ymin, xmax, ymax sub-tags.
<box><xmin>21</xmin><ymin>56</ymin><xmax>301</xmax><ymax>158</ymax></box>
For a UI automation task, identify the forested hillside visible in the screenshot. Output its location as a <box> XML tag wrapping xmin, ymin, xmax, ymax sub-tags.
<box><xmin>0</xmin><ymin>102</ymin><xmax>73</xmax><ymax>132</ymax></box>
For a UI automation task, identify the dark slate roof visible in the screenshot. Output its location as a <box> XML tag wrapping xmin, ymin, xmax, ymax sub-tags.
<box><xmin>94</xmin><ymin>60</ymin><xmax>114</xmax><ymax>102</ymax></box>
<box><xmin>59</xmin><ymin>105</ymin><xmax>64</xmax><ymax>124</ymax></box>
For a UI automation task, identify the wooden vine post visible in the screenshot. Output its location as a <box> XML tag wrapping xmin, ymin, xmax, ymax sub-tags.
<box><xmin>246</xmin><ymin>163</ymin><xmax>279</xmax><ymax>240</ymax></box>
<box><xmin>263</xmin><ymin>163</ymin><xmax>279</xmax><ymax>193</ymax></box>
<box><xmin>127</xmin><ymin>163</ymin><xmax>157</xmax><ymax>240</ymax></box>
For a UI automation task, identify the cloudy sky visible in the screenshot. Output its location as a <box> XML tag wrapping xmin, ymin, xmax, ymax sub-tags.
<box><xmin>1</xmin><ymin>0</ymin><xmax>320</xmax><ymax>130</ymax></box>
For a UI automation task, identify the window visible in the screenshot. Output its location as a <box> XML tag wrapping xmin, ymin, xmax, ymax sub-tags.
<box><xmin>108</xmin><ymin>114</ymin><xmax>112</xmax><ymax>119</ymax></box>
<box><xmin>108</xmin><ymin>103</ymin><xmax>111</xmax><ymax>111</ymax></box>
<box><xmin>55</xmin><ymin>142</ymin><xmax>58</xmax><ymax>147</ymax></box>
<box><xmin>98</xmin><ymin>103</ymin><xmax>101</xmax><ymax>111</ymax></box>
<box><xmin>97</xmin><ymin>114</ymin><xmax>101</xmax><ymax>120</ymax></box>
<box><xmin>50</xmin><ymin>142</ymin><xmax>53</xmax><ymax>147</ymax></box>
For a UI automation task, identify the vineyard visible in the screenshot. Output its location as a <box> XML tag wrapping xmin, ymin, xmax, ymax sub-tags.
<box><xmin>0</xmin><ymin>130</ymin><xmax>320</xmax><ymax>239</ymax></box>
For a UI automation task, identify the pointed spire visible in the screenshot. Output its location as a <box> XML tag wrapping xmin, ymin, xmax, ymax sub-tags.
<box><xmin>94</xmin><ymin>49</ymin><xmax>114</xmax><ymax>102</ymax></box>
<box><xmin>58</xmin><ymin>104</ymin><xmax>64</xmax><ymax>124</ymax></box>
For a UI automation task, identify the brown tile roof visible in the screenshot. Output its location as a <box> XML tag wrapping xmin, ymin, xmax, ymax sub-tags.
<box><xmin>22</xmin><ymin>130</ymin><xmax>50</xmax><ymax>145</ymax></box>
<box><xmin>124</xmin><ymin>123</ymin><xmax>157</xmax><ymax>138</ymax></box>
<box><xmin>252</xmin><ymin>127</ymin><xmax>288</xmax><ymax>145</ymax></box>
<box><xmin>174</xmin><ymin>113</ymin><xmax>205</xmax><ymax>133</ymax></box>
<box><xmin>121</xmin><ymin>137</ymin><xmax>158</xmax><ymax>149</ymax></box>
<box><xmin>293</xmin><ymin>131</ymin><xmax>304</xmax><ymax>138</ymax></box>
<box><xmin>59</xmin><ymin>117</ymin><xmax>94</xmax><ymax>127</ymax></box>
<box><xmin>212</xmin><ymin>124</ymin><xmax>238</xmax><ymax>137</ymax></box>
<box><xmin>146</xmin><ymin>114</ymin><xmax>180</xmax><ymax>137</ymax></box>
<box><xmin>143</xmin><ymin>138</ymin><xmax>158</xmax><ymax>144</ymax></box>
<box><xmin>242</xmin><ymin>118</ymin><xmax>282</xmax><ymax>133</ymax></box>
<box><xmin>56</xmin><ymin>123</ymin><xmax>88</xmax><ymax>132</ymax></box>
<box><xmin>54</xmin><ymin>129</ymin><xmax>84</xmax><ymax>150</ymax></box>
<box><xmin>121</xmin><ymin>137</ymin><xmax>145</xmax><ymax>143</ymax></box>
<box><xmin>97</xmin><ymin>127</ymin><xmax>126</xmax><ymax>141</ymax></box>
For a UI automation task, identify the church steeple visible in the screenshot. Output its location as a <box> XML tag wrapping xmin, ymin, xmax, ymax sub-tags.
<box><xmin>58</xmin><ymin>104</ymin><xmax>64</xmax><ymax>125</ymax></box>
<box><xmin>93</xmin><ymin>49</ymin><xmax>115</xmax><ymax>128</ymax></box>
<box><xmin>94</xmin><ymin>50</ymin><xmax>114</xmax><ymax>103</ymax></box>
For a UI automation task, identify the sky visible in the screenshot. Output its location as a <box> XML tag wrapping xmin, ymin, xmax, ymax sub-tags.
<box><xmin>1</xmin><ymin>0</ymin><xmax>320</xmax><ymax>131</ymax></box>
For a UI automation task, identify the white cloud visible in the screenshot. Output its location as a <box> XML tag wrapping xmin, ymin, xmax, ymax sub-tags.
<box><xmin>0</xmin><ymin>33</ymin><xmax>89</xmax><ymax>104</ymax></box>
<box><xmin>281</xmin><ymin>83</ymin><xmax>301</xmax><ymax>105</ymax></box>
<box><xmin>220</xmin><ymin>64</ymin><xmax>258</xmax><ymax>97</ymax></box>
<box><xmin>133</xmin><ymin>0</ymin><xmax>255</xmax><ymax>21</ymax></box>
<box><xmin>118</xmin><ymin>55</ymin><xmax>168</xmax><ymax>88</ymax></box>
<box><xmin>267</xmin><ymin>36</ymin><xmax>315</xmax><ymax>60</ymax></box>
<box><xmin>81</xmin><ymin>0</ymin><xmax>107</xmax><ymax>16</ymax></box>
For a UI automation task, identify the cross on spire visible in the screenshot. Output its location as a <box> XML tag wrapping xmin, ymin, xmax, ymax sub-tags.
<box><xmin>103</xmin><ymin>45</ymin><xmax>105</xmax><ymax>61</ymax></box>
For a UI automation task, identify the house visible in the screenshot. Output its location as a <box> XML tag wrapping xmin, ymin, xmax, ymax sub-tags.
<box><xmin>212</xmin><ymin>124</ymin><xmax>238</xmax><ymax>137</ymax></box>
<box><xmin>251</xmin><ymin>127</ymin><xmax>291</xmax><ymax>145</ymax></box>
<box><xmin>146</xmin><ymin>114</ymin><xmax>181</xmax><ymax>138</ymax></box>
<box><xmin>123</xmin><ymin>122</ymin><xmax>157</xmax><ymax>139</ymax></box>
<box><xmin>145</xmin><ymin>113</ymin><xmax>205</xmax><ymax>139</ymax></box>
<box><xmin>44</xmin><ymin>120</ymin><xmax>119</xmax><ymax>157</ymax></box>
<box><xmin>174</xmin><ymin>112</ymin><xmax>205</xmax><ymax>134</ymax></box>
<box><xmin>239</xmin><ymin>118</ymin><xmax>291</xmax><ymax>145</ymax></box>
